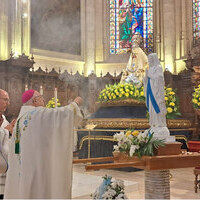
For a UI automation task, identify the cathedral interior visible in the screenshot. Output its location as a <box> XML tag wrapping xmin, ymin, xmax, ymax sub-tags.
<box><xmin>1</xmin><ymin>0</ymin><xmax>200</xmax><ymax>198</ymax></box>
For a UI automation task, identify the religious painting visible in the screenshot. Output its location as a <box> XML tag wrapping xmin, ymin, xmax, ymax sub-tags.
<box><xmin>193</xmin><ymin>0</ymin><xmax>200</xmax><ymax>46</ymax></box>
<box><xmin>110</xmin><ymin>0</ymin><xmax>153</xmax><ymax>54</ymax></box>
<box><xmin>31</xmin><ymin>0</ymin><xmax>81</xmax><ymax>55</ymax></box>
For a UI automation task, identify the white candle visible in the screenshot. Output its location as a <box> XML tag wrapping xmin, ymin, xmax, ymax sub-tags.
<box><xmin>40</xmin><ymin>86</ymin><xmax>43</xmax><ymax>95</ymax></box>
<box><xmin>54</xmin><ymin>88</ymin><xmax>57</xmax><ymax>108</ymax></box>
<box><xmin>25</xmin><ymin>84</ymin><xmax>28</xmax><ymax>91</ymax></box>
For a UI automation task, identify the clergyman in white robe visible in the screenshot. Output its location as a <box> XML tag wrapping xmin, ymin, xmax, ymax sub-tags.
<box><xmin>4</xmin><ymin>102</ymin><xmax>82</xmax><ymax>199</ymax></box>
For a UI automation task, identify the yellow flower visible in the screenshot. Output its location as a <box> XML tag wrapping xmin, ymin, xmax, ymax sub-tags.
<box><xmin>113</xmin><ymin>95</ymin><xmax>116</xmax><ymax>99</ymax></box>
<box><xmin>169</xmin><ymin>91</ymin><xmax>175</xmax><ymax>95</ymax></box>
<box><xmin>140</xmin><ymin>91</ymin><xmax>144</xmax><ymax>96</ymax></box>
<box><xmin>169</xmin><ymin>102</ymin><xmax>175</xmax><ymax>106</ymax></box>
<box><xmin>167</xmin><ymin>107</ymin><xmax>173</xmax><ymax>113</ymax></box>
<box><xmin>166</xmin><ymin>88</ymin><xmax>172</xmax><ymax>91</ymax></box>
<box><xmin>198</xmin><ymin>102</ymin><xmax>200</xmax><ymax>106</ymax></box>
<box><xmin>165</xmin><ymin>97</ymin><xmax>168</xmax><ymax>101</ymax></box>
<box><xmin>104</xmin><ymin>96</ymin><xmax>107</xmax><ymax>100</ymax></box>
<box><xmin>135</xmin><ymin>90</ymin><xmax>139</xmax><ymax>96</ymax></box>
<box><xmin>119</xmin><ymin>94</ymin><xmax>122</xmax><ymax>98</ymax></box>
<box><xmin>130</xmin><ymin>91</ymin><xmax>133</xmax><ymax>95</ymax></box>
<box><xmin>132</xmin><ymin>130</ymin><xmax>139</xmax><ymax>136</ymax></box>
<box><xmin>125</xmin><ymin>93</ymin><xmax>129</xmax><ymax>97</ymax></box>
<box><xmin>193</xmin><ymin>99</ymin><xmax>198</xmax><ymax>104</ymax></box>
<box><xmin>116</xmin><ymin>92</ymin><xmax>119</xmax><ymax>96</ymax></box>
<box><xmin>125</xmin><ymin>89</ymin><xmax>130</xmax><ymax>92</ymax></box>
<box><xmin>125</xmin><ymin>131</ymin><xmax>132</xmax><ymax>137</ymax></box>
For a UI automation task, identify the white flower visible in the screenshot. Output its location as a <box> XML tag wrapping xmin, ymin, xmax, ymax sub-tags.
<box><xmin>115</xmin><ymin>179</ymin><xmax>125</xmax><ymax>189</ymax></box>
<box><xmin>114</xmin><ymin>132</ymin><xmax>125</xmax><ymax>141</ymax></box>
<box><xmin>137</xmin><ymin>131</ymin><xmax>147</xmax><ymax>141</ymax></box>
<box><xmin>113</xmin><ymin>145</ymin><xmax>119</xmax><ymax>151</ymax></box>
<box><xmin>129</xmin><ymin>145</ymin><xmax>139</xmax><ymax>157</ymax></box>
<box><xmin>115</xmin><ymin>193</ymin><xmax>127</xmax><ymax>199</ymax></box>
<box><xmin>102</xmin><ymin>188</ymin><xmax>116</xmax><ymax>199</ymax></box>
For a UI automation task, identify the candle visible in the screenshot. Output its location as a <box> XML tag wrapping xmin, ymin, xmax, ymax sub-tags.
<box><xmin>54</xmin><ymin>88</ymin><xmax>57</xmax><ymax>108</ymax></box>
<box><xmin>40</xmin><ymin>86</ymin><xmax>43</xmax><ymax>95</ymax></box>
<box><xmin>25</xmin><ymin>84</ymin><xmax>28</xmax><ymax>91</ymax></box>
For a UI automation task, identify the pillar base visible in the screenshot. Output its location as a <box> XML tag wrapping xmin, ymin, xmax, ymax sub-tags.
<box><xmin>145</xmin><ymin>170</ymin><xmax>170</xmax><ymax>199</ymax></box>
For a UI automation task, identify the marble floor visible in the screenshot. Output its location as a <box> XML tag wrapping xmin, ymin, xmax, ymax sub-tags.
<box><xmin>72</xmin><ymin>164</ymin><xmax>200</xmax><ymax>199</ymax></box>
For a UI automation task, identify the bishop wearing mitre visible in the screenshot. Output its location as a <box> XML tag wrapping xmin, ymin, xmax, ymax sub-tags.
<box><xmin>4</xmin><ymin>89</ymin><xmax>83</xmax><ymax>199</ymax></box>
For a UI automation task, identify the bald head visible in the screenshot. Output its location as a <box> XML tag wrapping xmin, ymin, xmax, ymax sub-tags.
<box><xmin>0</xmin><ymin>89</ymin><xmax>9</xmax><ymax>114</ymax></box>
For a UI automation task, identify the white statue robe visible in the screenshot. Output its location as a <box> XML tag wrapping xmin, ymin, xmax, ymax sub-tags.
<box><xmin>4</xmin><ymin>103</ymin><xmax>82</xmax><ymax>199</ymax></box>
<box><xmin>144</xmin><ymin>66</ymin><xmax>167</xmax><ymax>127</ymax></box>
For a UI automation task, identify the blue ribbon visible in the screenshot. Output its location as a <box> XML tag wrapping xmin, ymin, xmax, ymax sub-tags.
<box><xmin>146</xmin><ymin>77</ymin><xmax>160</xmax><ymax>114</ymax></box>
<box><xmin>98</xmin><ymin>177</ymin><xmax>112</xmax><ymax>198</ymax></box>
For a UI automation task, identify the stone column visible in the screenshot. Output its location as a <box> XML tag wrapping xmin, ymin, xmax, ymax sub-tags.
<box><xmin>154</xmin><ymin>0</ymin><xmax>161</xmax><ymax>60</ymax></box>
<box><xmin>159</xmin><ymin>0</ymin><xmax>165</xmax><ymax>68</ymax></box>
<box><xmin>21</xmin><ymin>0</ymin><xmax>30</xmax><ymax>56</ymax></box>
<box><xmin>180</xmin><ymin>0</ymin><xmax>186</xmax><ymax>58</ymax></box>
<box><xmin>84</xmin><ymin>0</ymin><xmax>96</xmax><ymax>76</ymax></box>
<box><xmin>145</xmin><ymin>170</ymin><xmax>170</xmax><ymax>199</ymax></box>
<box><xmin>163</xmin><ymin>0</ymin><xmax>176</xmax><ymax>73</ymax></box>
<box><xmin>185</xmin><ymin>0</ymin><xmax>193</xmax><ymax>52</ymax></box>
<box><xmin>174</xmin><ymin>0</ymin><xmax>181</xmax><ymax>74</ymax></box>
<box><xmin>11</xmin><ymin>0</ymin><xmax>30</xmax><ymax>57</ymax></box>
<box><xmin>95</xmin><ymin>0</ymin><xmax>103</xmax><ymax>63</ymax></box>
<box><xmin>0</xmin><ymin>0</ymin><xmax>9</xmax><ymax>60</ymax></box>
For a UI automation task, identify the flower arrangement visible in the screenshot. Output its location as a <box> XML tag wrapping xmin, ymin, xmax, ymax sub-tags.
<box><xmin>164</xmin><ymin>87</ymin><xmax>181</xmax><ymax>119</ymax></box>
<box><xmin>92</xmin><ymin>175</ymin><xmax>128</xmax><ymax>199</ymax></box>
<box><xmin>46</xmin><ymin>97</ymin><xmax>61</xmax><ymax>108</ymax></box>
<box><xmin>98</xmin><ymin>83</ymin><xmax>145</xmax><ymax>102</ymax></box>
<box><xmin>192</xmin><ymin>85</ymin><xmax>200</xmax><ymax>109</ymax></box>
<box><xmin>98</xmin><ymin>83</ymin><xmax>180</xmax><ymax>119</ymax></box>
<box><xmin>113</xmin><ymin>129</ymin><xmax>165</xmax><ymax>158</ymax></box>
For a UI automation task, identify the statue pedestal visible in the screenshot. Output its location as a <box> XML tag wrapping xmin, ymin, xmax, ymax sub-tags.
<box><xmin>156</xmin><ymin>142</ymin><xmax>182</xmax><ymax>156</ymax></box>
<box><xmin>145</xmin><ymin>170</ymin><xmax>170</xmax><ymax>199</ymax></box>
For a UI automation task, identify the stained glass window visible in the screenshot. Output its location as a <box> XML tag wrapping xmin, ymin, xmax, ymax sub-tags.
<box><xmin>193</xmin><ymin>0</ymin><xmax>200</xmax><ymax>46</ymax></box>
<box><xmin>110</xmin><ymin>0</ymin><xmax>153</xmax><ymax>54</ymax></box>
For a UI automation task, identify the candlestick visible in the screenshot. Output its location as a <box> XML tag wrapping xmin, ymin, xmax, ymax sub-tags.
<box><xmin>40</xmin><ymin>86</ymin><xmax>43</xmax><ymax>95</ymax></box>
<box><xmin>54</xmin><ymin>88</ymin><xmax>57</xmax><ymax>108</ymax></box>
<box><xmin>25</xmin><ymin>84</ymin><xmax>28</xmax><ymax>91</ymax></box>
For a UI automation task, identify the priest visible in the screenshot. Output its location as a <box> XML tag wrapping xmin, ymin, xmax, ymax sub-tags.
<box><xmin>0</xmin><ymin>89</ymin><xmax>16</xmax><ymax>199</ymax></box>
<box><xmin>4</xmin><ymin>89</ymin><xmax>83</xmax><ymax>199</ymax></box>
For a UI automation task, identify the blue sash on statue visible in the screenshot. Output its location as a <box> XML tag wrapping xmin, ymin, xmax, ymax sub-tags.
<box><xmin>146</xmin><ymin>77</ymin><xmax>160</xmax><ymax>114</ymax></box>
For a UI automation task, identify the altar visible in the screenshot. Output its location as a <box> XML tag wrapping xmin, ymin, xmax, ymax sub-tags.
<box><xmin>77</xmin><ymin>103</ymin><xmax>193</xmax><ymax>160</ymax></box>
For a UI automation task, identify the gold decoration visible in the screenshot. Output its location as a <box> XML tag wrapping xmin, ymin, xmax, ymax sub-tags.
<box><xmin>86</xmin><ymin>118</ymin><xmax>191</xmax><ymax>129</ymax></box>
<box><xmin>96</xmin><ymin>98</ymin><xmax>145</xmax><ymax>107</ymax></box>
